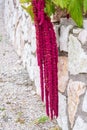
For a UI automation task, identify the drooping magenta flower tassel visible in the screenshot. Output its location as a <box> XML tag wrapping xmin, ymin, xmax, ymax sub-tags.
<box><xmin>32</xmin><ymin>0</ymin><xmax>58</xmax><ymax>119</ymax></box>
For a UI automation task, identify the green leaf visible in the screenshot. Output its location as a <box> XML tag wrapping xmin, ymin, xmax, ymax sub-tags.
<box><xmin>20</xmin><ymin>0</ymin><xmax>30</xmax><ymax>3</ymax></box>
<box><xmin>44</xmin><ymin>1</ymin><xmax>55</xmax><ymax>16</ymax></box>
<box><xmin>29</xmin><ymin>116</ymin><xmax>49</xmax><ymax>127</ymax></box>
<box><xmin>52</xmin><ymin>0</ymin><xmax>69</xmax><ymax>9</ymax></box>
<box><xmin>68</xmin><ymin>0</ymin><xmax>83</xmax><ymax>27</ymax></box>
<box><xmin>21</xmin><ymin>5</ymin><xmax>34</xmax><ymax>20</ymax></box>
<box><xmin>37</xmin><ymin>116</ymin><xmax>49</xmax><ymax>124</ymax></box>
<box><xmin>83</xmin><ymin>0</ymin><xmax>87</xmax><ymax>13</ymax></box>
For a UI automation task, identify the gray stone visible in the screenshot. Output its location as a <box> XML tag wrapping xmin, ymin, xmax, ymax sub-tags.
<box><xmin>59</xmin><ymin>25</ymin><xmax>73</xmax><ymax>52</ymax></box>
<box><xmin>57</xmin><ymin>93</ymin><xmax>69</xmax><ymax>130</ymax></box>
<box><xmin>12</xmin><ymin>10</ymin><xmax>18</xmax><ymax>27</ymax></box>
<box><xmin>15</xmin><ymin>22</ymin><xmax>21</xmax><ymax>56</ymax></box>
<box><xmin>82</xmin><ymin>91</ymin><xmax>87</xmax><ymax>112</ymax></box>
<box><xmin>73</xmin><ymin>28</ymin><xmax>82</xmax><ymax>34</ymax></box>
<box><xmin>83</xmin><ymin>19</ymin><xmax>87</xmax><ymax>30</ymax></box>
<box><xmin>34</xmin><ymin>66</ymin><xmax>40</xmax><ymax>95</ymax></box>
<box><xmin>31</xmin><ymin>90</ymin><xmax>36</xmax><ymax>95</ymax></box>
<box><xmin>31</xmin><ymin>25</ymin><xmax>36</xmax><ymax>53</ymax></box>
<box><xmin>35</xmin><ymin>77</ymin><xmax>41</xmax><ymax>96</ymax></box>
<box><xmin>21</xmin><ymin>14</ymin><xmax>30</xmax><ymax>42</ymax></box>
<box><xmin>73</xmin><ymin>116</ymin><xmax>87</xmax><ymax>130</ymax></box>
<box><xmin>54</xmin><ymin>24</ymin><xmax>60</xmax><ymax>46</ymax></box>
<box><xmin>0</xmin><ymin>0</ymin><xmax>4</xmax><ymax>4</ymax></box>
<box><xmin>27</xmin><ymin>66</ymin><xmax>35</xmax><ymax>81</ymax></box>
<box><xmin>68</xmin><ymin>35</ymin><xmax>87</xmax><ymax>75</ymax></box>
<box><xmin>60</xmin><ymin>18</ymin><xmax>76</xmax><ymax>26</ymax></box>
<box><xmin>22</xmin><ymin>43</ymin><xmax>31</xmax><ymax>68</ymax></box>
<box><xmin>78</xmin><ymin>30</ymin><xmax>87</xmax><ymax>45</ymax></box>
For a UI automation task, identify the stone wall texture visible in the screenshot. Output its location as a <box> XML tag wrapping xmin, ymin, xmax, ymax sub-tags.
<box><xmin>4</xmin><ymin>0</ymin><xmax>87</xmax><ymax>130</ymax></box>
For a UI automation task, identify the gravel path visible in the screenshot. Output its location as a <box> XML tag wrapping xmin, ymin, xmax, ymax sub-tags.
<box><xmin>0</xmin><ymin>2</ymin><xmax>58</xmax><ymax>130</ymax></box>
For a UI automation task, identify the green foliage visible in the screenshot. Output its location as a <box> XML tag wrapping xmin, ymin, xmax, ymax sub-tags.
<box><xmin>52</xmin><ymin>0</ymin><xmax>87</xmax><ymax>27</ymax></box>
<box><xmin>52</xmin><ymin>0</ymin><xmax>68</xmax><ymax>9</ymax></box>
<box><xmin>67</xmin><ymin>0</ymin><xmax>83</xmax><ymax>27</ymax></box>
<box><xmin>83</xmin><ymin>0</ymin><xmax>87</xmax><ymax>13</ymax></box>
<box><xmin>44</xmin><ymin>0</ymin><xmax>55</xmax><ymax>16</ymax></box>
<box><xmin>29</xmin><ymin>116</ymin><xmax>49</xmax><ymax>126</ymax></box>
<box><xmin>20</xmin><ymin>0</ymin><xmax>30</xmax><ymax>3</ymax></box>
<box><xmin>21</xmin><ymin>4</ymin><xmax>34</xmax><ymax>20</ymax></box>
<box><xmin>20</xmin><ymin>0</ymin><xmax>87</xmax><ymax>27</ymax></box>
<box><xmin>37</xmin><ymin>116</ymin><xmax>49</xmax><ymax>124</ymax></box>
<box><xmin>20</xmin><ymin>0</ymin><xmax>34</xmax><ymax>20</ymax></box>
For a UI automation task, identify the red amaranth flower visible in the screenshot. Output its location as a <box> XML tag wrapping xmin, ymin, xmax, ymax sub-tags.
<box><xmin>32</xmin><ymin>0</ymin><xmax>58</xmax><ymax>119</ymax></box>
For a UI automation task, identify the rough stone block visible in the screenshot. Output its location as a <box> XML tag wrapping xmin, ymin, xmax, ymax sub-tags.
<box><xmin>83</xmin><ymin>20</ymin><xmax>87</xmax><ymax>30</ymax></box>
<box><xmin>73</xmin><ymin>28</ymin><xmax>82</xmax><ymax>34</ymax></box>
<box><xmin>57</xmin><ymin>93</ymin><xmax>69</xmax><ymax>130</ymax></box>
<box><xmin>68</xmin><ymin>35</ymin><xmax>87</xmax><ymax>75</ymax></box>
<box><xmin>78</xmin><ymin>30</ymin><xmax>87</xmax><ymax>45</ymax></box>
<box><xmin>54</xmin><ymin>24</ymin><xmax>60</xmax><ymax>47</ymax></box>
<box><xmin>59</xmin><ymin>25</ymin><xmax>73</xmax><ymax>52</ymax></box>
<box><xmin>58</xmin><ymin>56</ymin><xmax>69</xmax><ymax>93</ymax></box>
<box><xmin>67</xmin><ymin>80</ymin><xmax>86</xmax><ymax>128</ymax></box>
<box><xmin>82</xmin><ymin>91</ymin><xmax>87</xmax><ymax>112</ymax></box>
<box><xmin>73</xmin><ymin>116</ymin><xmax>87</xmax><ymax>130</ymax></box>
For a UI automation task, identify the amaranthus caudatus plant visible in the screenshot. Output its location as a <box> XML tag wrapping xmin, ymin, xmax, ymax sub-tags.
<box><xmin>20</xmin><ymin>0</ymin><xmax>87</xmax><ymax>119</ymax></box>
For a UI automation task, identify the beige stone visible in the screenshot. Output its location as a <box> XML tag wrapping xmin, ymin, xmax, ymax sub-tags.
<box><xmin>58</xmin><ymin>56</ymin><xmax>69</xmax><ymax>93</ymax></box>
<box><xmin>67</xmin><ymin>80</ymin><xmax>86</xmax><ymax>128</ymax></box>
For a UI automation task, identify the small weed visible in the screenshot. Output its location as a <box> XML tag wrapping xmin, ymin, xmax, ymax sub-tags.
<box><xmin>0</xmin><ymin>35</ymin><xmax>2</xmax><ymax>42</ymax></box>
<box><xmin>17</xmin><ymin>111</ymin><xmax>23</xmax><ymax>117</ymax></box>
<box><xmin>0</xmin><ymin>108</ymin><xmax>5</xmax><ymax>111</ymax></box>
<box><xmin>6</xmin><ymin>101</ymin><xmax>11</xmax><ymax>104</ymax></box>
<box><xmin>37</xmin><ymin>116</ymin><xmax>49</xmax><ymax>124</ymax></box>
<box><xmin>29</xmin><ymin>116</ymin><xmax>49</xmax><ymax>126</ymax></box>
<box><xmin>16</xmin><ymin>118</ymin><xmax>25</xmax><ymax>124</ymax></box>
<box><xmin>16</xmin><ymin>111</ymin><xmax>25</xmax><ymax>124</ymax></box>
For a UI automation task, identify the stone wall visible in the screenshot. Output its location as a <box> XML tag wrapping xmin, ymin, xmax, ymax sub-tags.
<box><xmin>4</xmin><ymin>0</ymin><xmax>87</xmax><ymax>130</ymax></box>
